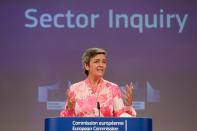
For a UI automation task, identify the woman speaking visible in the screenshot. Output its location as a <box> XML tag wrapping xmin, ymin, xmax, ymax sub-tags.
<box><xmin>60</xmin><ymin>48</ymin><xmax>136</xmax><ymax>117</ymax></box>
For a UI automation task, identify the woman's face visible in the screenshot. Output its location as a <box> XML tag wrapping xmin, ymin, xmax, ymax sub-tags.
<box><xmin>85</xmin><ymin>54</ymin><xmax>107</xmax><ymax>78</ymax></box>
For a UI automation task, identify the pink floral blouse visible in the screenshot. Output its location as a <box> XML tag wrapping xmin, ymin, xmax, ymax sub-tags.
<box><xmin>60</xmin><ymin>78</ymin><xmax>136</xmax><ymax>117</ymax></box>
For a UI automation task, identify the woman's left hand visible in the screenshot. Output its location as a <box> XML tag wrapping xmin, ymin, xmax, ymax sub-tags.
<box><xmin>123</xmin><ymin>83</ymin><xmax>134</xmax><ymax>106</ymax></box>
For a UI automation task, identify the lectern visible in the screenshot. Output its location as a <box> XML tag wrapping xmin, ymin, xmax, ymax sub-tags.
<box><xmin>45</xmin><ymin>117</ymin><xmax>152</xmax><ymax>131</ymax></box>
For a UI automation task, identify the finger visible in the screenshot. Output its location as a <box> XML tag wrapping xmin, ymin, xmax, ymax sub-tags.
<box><xmin>124</xmin><ymin>86</ymin><xmax>131</xmax><ymax>98</ymax></box>
<box><xmin>130</xmin><ymin>83</ymin><xmax>134</xmax><ymax>93</ymax></box>
<box><xmin>128</xmin><ymin>84</ymin><xmax>134</xmax><ymax>95</ymax></box>
<box><xmin>126</xmin><ymin>84</ymin><xmax>132</xmax><ymax>93</ymax></box>
<box><xmin>130</xmin><ymin>82</ymin><xmax>134</xmax><ymax>88</ymax></box>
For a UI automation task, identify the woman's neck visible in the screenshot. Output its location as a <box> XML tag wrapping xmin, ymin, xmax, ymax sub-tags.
<box><xmin>88</xmin><ymin>76</ymin><xmax>102</xmax><ymax>87</ymax></box>
<box><xmin>87</xmin><ymin>76</ymin><xmax>103</xmax><ymax>93</ymax></box>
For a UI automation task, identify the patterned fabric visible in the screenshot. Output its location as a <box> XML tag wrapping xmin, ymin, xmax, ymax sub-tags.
<box><xmin>60</xmin><ymin>78</ymin><xmax>136</xmax><ymax>117</ymax></box>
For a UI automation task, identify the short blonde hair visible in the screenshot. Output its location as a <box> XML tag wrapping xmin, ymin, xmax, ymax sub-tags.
<box><xmin>82</xmin><ymin>48</ymin><xmax>106</xmax><ymax>76</ymax></box>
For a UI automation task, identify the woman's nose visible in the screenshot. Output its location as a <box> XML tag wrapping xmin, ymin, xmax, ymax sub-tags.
<box><xmin>99</xmin><ymin>62</ymin><xmax>105</xmax><ymax>67</ymax></box>
<box><xmin>98</xmin><ymin>62</ymin><xmax>104</xmax><ymax>66</ymax></box>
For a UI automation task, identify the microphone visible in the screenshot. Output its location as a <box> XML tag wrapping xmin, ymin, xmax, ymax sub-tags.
<box><xmin>97</xmin><ymin>102</ymin><xmax>100</xmax><ymax>117</ymax></box>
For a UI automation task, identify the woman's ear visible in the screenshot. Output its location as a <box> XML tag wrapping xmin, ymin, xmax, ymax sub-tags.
<box><xmin>84</xmin><ymin>63</ymin><xmax>89</xmax><ymax>71</ymax></box>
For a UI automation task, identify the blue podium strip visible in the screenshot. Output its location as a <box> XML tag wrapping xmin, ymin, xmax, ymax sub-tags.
<box><xmin>45</xmin><ymin>117</ymin><xmax>152</xmax><ymax>131</ymax></box>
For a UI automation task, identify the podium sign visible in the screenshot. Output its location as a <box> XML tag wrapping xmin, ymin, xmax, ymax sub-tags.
<box><xmin>45</xmin><ymin>117</ymin><xmax>152</xmax><ymax>131</ymax></box>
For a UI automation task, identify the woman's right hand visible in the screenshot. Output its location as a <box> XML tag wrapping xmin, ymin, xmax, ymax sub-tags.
<box><xmin>66</xmin><ymin>89</ymin><xmax>76</xmax><ymax>109</ymax></box>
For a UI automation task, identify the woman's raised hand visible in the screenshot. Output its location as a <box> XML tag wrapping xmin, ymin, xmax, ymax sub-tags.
<box><xmin>66</xmin><ymin>89</ymin><xmax>76</xmax><ymax>109</ymax></box>
<box><xmin>122</xmin><ymin>83</ymin><xmax>134</xmax><ymax>106</ymax></box>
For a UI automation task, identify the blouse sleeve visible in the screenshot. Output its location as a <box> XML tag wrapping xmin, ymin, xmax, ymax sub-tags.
<box><xmin>112</xmin><ymin>85</ymin><xmax>136</xmax><ymax>117</ymax></box>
